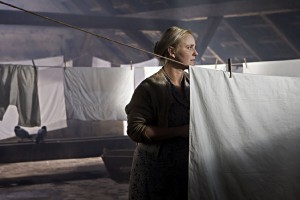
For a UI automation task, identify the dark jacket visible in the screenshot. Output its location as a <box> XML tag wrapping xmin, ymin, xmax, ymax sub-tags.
<box><xmin>125</xmin><ymin>68</ymin><xmax>189</xmax><ymax>155</ymax></box>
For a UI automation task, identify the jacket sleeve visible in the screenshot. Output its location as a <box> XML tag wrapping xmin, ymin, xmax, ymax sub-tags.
<box><xmin>125</xmin><ymin>83</ymin><xmax>154</xmax><ymax>144</ymax></box>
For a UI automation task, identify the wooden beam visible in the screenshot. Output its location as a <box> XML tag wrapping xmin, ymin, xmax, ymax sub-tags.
<box><xmin>196</xmin><ymin>16</ymin><xmax>223</xmax><ymax>58</ymax></box>
<box><xmin>0</xmin><ymin>10</ymin><xmax>201</xmax><ymax>30</ymax></box>
<box><xmin>122</xmin><ymin>30</ymin><xmax>154</xmax><ymax>60</ymax></box>
<box><xmin>121</xmin><ymin>0</ymin><xmax>300</xmax><ymax>20</ymax></box>
<box><xmin>222</xmin><ymin>19</ymin><xmax>262</xmax><ymax>61</ymax></box>
<box><xmin>260</xmin><ymin>14</ymin><xmax>300</xmax><ymax>57</ymax></box>
<box><xmin>207</xmin><ymin>46</ymin><xmax>226</xmax><ymax>64</ymax></box>
<box><xmin>0</xmin><ymin>136</ymin><xmax>135</xmax><ymax>163</ymax></box>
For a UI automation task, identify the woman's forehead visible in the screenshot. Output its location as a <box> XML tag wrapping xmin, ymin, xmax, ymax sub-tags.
<box><xmin>179</xmin><ymin>34</ymin><xmax>196</xmax><ymax>44</ymax></box>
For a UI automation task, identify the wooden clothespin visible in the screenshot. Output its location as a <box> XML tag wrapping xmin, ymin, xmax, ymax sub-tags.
<box><xmin>243</xmin><ymin>58</ymin><xmax>247</xmax><ymax>69</ymax></box>
<box><xmin>227</xmin><ymin>58</ymin><xmax>232</xmax><ymax>78</ymax></box>
<box><xmin>32</xmin><ymin>59</ymin><xmax>36</xmax><ymax>67</ymax></box>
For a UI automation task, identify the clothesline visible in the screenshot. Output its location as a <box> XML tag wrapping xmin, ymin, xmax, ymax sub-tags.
<box><xmin>0</xmin><ymin>1</ymin><xmax>253</xmax><ymax>70</ymax></box>
<box><xmin>0</xmin><ymin>1</ymin><xmax>187</xmax><ymax>67</ymax></box>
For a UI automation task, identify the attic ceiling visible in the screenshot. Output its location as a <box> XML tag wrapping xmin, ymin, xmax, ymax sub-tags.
<box><xmin>0</xmin><ymin>0</ymin><xmax>299</xmax><ymax>67</ymax></box>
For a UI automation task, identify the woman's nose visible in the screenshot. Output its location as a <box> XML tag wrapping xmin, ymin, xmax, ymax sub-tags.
<box><xmin>194</xmin><ymin>49</ymin><xmax>199</xmax><ymax>56</ymax></box>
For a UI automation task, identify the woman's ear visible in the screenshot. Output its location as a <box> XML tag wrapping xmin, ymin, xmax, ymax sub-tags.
<box><xmin>167</xmin><ymin>46</ymin><xmax>176</xmax><ymax>58</ymax></box>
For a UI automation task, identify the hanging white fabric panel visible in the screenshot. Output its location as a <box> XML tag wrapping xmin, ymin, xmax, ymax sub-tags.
<box><xmin>64</xmin><ymin>67</ymin><xmax>134</xmax><ymax>121</ymax></box>
<box><xmin>120</xmin><ymin>58</ymin><xmax>159</xmax><ymax>68</ymax></box>
<box><xmin>92</xmin><ymin>57</ymin><xmax>111</xmax><ymax>68</ymax></box>
<box><xmin>35</xmin><ymin>67</ymin><xmax>67</xmax><ymax>131</ymax></box>
<box><xmin>33</xmin><ymin>56</ymin><xmax>65</xmax><ymax>67</ymax></box>
<box><xmin>64</xmin><ymin>59</ymin><xmax>73</xmax><ymax>67</ymax></box>
<box><xmin>189</xmin><ymin>67</ymin><xmax>300</xmax><ymax>200</ymax></box>
<box><xmin>0</xmin><ymin>56</ymin><xmax>65</xmax><ymax>67</ymax></box>
<box><xmin>0</xmin><ymin>67</ymin><xmax>67</xmax><ymax>139</ymax></box>
<box><xmin>0</xmin><ymin>106</ymin><xmax>19</xmax><ymax>139</ymax></box>
<box><xmin>194</xmin><ymin>64</ymin><xmax>227</xmax><ymax>71</ymax></box>
<box><xmin>119</xmin><ymin>58</ymin><xmax>160</xmax><ymax>87</ymax></box>
<box><xmin>243</xmin><ymin>59</ymin><xmax>300</xmax><ymax>77</ymax></box>
<box><xmin>134</xmin><ymin>66</ymin><xmax>161</xmax><ymax>88</ymax></box>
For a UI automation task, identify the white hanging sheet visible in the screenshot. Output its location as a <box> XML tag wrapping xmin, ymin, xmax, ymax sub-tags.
<box><xmin>194</xmin><ymin>64</ymin><xmax>227</xmax><ymax>71</ymax></box>
<box><xmin>36</xmin><ymin>68</ymin><xmax>67</xmax><ymax>131</ymax></box>
<box><xmin>243</xmin><ymin>59</ymin><xmax>300</xmax><ymax>77</ymax></box>
<box><xmin>134</xmin><ymin>66</ymin><xmax>161</xmax><ymax>88</ymax></box>
<box><xmin>0</xmin><ymin>67</ymin><xmax>67</xmax><ymax>139</ymax></box>
<box><xmin>0</xmin><ymin>56</ymin><xmax>65</xmax><ymax>67</ymax></box>
<box><xmin>120</xmin><ymin>58</ymin><xmax>159</xmax><ymax>68</ymax></box>
<box><xmin>120</xmin><ymin>58</ymin><xmax>161</xmax><ymax>87</ymax></box>
<box><xmin>65</xmin><ymin>59</ymin><xmax>73</xmax><ymax>67</ymax></box>
<box><xmin>64</xmin><ymin>67</ymin><xmax>134</xmax><ymax>121</ymax></box>
<box><xmin>121</xmin><ymin>66</ymin><xmax>161</xmax><ymax>135</ymax></box>
<box><xmin>92</xmin><ymin>57</ymin><xmax>111</xmax><ymax>68</ymax></box>
<box><xmin>189</xmin><ymin>67</ymin><xmax>300</xmax><ymax>200</ymax></box>
<box><xmin>0</xmin><ymin>106</ymin><xmax>19</xmax><ymax>139</ymax></box>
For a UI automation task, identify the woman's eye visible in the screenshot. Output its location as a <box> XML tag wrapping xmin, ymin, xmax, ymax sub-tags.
<box><xmin>187</xmin><ymin>46</ymin><xmax>194</xmax><ymax>51</ymax></box>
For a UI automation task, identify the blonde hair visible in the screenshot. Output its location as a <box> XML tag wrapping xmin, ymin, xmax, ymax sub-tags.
<box><xmin>154</xmin><ymin>26</ymin><xmax>194</xmax><ymax>65</ymax></box>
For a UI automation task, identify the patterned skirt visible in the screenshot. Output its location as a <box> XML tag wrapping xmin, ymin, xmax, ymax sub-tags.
<box><xmin>128</xmin><ymin>137</ymin><xmax>189</xmax><ymax>200</ymax></box>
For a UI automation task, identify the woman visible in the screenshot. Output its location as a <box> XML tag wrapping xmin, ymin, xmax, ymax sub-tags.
<box><xmin>125</xmin><ymin>26</ymin><xmax>198</xmax><ymax>200</ymax></box>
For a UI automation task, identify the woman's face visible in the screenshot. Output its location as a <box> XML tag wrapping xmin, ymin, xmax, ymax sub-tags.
<box><xmin>174</xmin><ymin>34</ymin><xmax>198</xmax><ymax>66</ymax></box>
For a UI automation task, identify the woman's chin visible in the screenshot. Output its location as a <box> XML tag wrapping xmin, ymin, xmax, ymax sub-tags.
<box><xmin>189</xmin><ymin>61</ymin><xmax>196</xmax><ymax>66</ymax></box>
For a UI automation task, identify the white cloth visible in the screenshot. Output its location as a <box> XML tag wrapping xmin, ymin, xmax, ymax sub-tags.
<box><xmin>134</xmin><ymin>66</ymin><xmax>161</xmax><ymax>88</ymax></box>
<box><xmin>194</xmin><ymin>64</ymin><xmax>227</xmax><ymax>71</ymax></box>
<box><xmin>35</xmin><ymin>68</ymin><xmax>67</xmax><ymax>131</ymax></box>
<box><xmin>65</xmin><ymin>60</ymin><xmax>73</xmax><ymax>67</ymax></box>
<box><xmin>64</xmin><ymin>67</ymin><xmax>134</xmax><ymax>121</ymax></box>
<box><xmin>189</xmin><ymin>67</ymin><xmax>300</xmax><ymax>200</ymax></box>
<box><xmin>34</xmin><ymin>56</ymin><xmax>65</xmax><ymax>67</ymax></box>
<box><xmin>120</xmin><ymin>58</ymin><xmax>160</xmax><ymax>87</ymax></box>
<box><xmin>120</xmin><ymin>58</ymin><xmax>159</xmax><ymax>68</ymax></box>
<box><xmin>243</xmin><ymin>59</ymin><xmax>300</xmax><ymax>77</ymax></box>
<box><xmin>92</xmin><ymin>57</ymin><xmax>111</xmax><ymax>68</ymax></box>
<box><xmin>0</xmin><ymin>56</ymin><xmax>65</xmax><ymax>67</ymax></box>
<box><xmin>0</xmin><ymin>68</ymin><xmax>67</xmax><ymax>139</ymax></box>
<box><xmin>0</xmin><ymin>106</ymin><xmax>19</xmax><ymax>139</ymax></box>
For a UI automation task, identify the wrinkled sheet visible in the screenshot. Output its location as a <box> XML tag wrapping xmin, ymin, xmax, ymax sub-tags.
<box><xmin>189</xmin><ymin>67</ymin><xmax>300</xmax><ymax>200</ymax></box>
<box><xmin>64</xmin><ymin>67</ymin><xmax>134</xmax><ymax>121</ymax></box>
<box><xmin>243</xmin><ymin>59</ymin><xmax>300</xmax><ymax>77</ymax></box>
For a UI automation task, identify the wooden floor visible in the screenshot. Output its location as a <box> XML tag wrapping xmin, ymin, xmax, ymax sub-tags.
<box><xmin>0</xmin><ymin>158</ymin><xmax>129</xmax><ymax>200</ymax></box>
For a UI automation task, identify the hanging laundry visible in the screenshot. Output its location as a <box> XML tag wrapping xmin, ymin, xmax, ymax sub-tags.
<box><xmin>92</xmin><ymin>57</ymin><xmax>111</xmax><ymax>68</ymax></box>
<box><xmin>243</xmin><ymin>59</ymin><xmax>300</xmax><ymax>77</ymax></box>
<box><xmin>133</xmin><ymin>66</ymin><xmax>161</xmax><ymax>88</ymax></box>
<box><xmin>64</xmin><ymin>67</ymin><xmax>134</xmax><ymax>121</ymax></box>
<box><xmin>189</xmin><ymin>67</ymin><xmax>300</xmax><ymax>200</ymax></box>
<box><xmin>0</xmin><ymin>64</ymin><xmax>41</xmax><ymax>127</ymax></box>
<box><xmin>37</xmin><ymin>67</ymin><xmax>67</xmax><ymax>130</ymax></box>
<box><xmin>0</xmin><ymin>66</ymin><xmax>67</xmax><ymax>140</ymax></box>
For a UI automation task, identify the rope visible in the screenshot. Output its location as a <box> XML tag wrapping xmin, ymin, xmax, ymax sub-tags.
<box><xmin>0</xmin><ymin>1</ymin><xmax>187</xmax><ymax>66</ymax></box>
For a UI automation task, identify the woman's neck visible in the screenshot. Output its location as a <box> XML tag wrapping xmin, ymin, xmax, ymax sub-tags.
<box><xmin>163</xmin><ymin>65</ymin><xmax>184</xmax><ymax>86</ymax></box>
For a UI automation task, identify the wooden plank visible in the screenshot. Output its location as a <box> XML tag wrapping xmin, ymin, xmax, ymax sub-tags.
<box><xmin>0</xmin><ymin>10</ymin><xmax>200</xmax><ymax>30</ymax></box>
<box><xmin>0</xmin><ymin>136</ymin><xmax>136</xmax><ymax>163</ymax></box>
<box><xmin>121</xmin><ymin>0</ymin><xmax>300</xmax><ymax>20</ymax></box>
<box><xmin>196</xmin><ymin>16</ymin><xmax>223</xmax><ymax>58</ymax></box>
